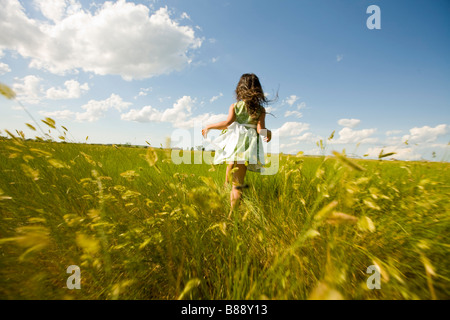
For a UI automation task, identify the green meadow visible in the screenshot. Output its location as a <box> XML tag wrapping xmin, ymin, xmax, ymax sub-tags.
<box><xmin>0</xmin><ymin>125</ymin><xmax>449</xmax><ymax>300</ymax></box>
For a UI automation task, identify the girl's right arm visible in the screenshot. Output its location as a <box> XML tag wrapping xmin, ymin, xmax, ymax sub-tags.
<box><xmin>202</xmin><ymin>103</ymin><xmax>236</xmax><ymax>138</ymax></box>
<box><xmin>257</xmin><ymin>107</ymin><xmax>271</xmax><ymax>142</ymax></box>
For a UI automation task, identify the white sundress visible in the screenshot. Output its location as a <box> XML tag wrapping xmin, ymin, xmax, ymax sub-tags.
<box><xmin>204</xmin><ymin>101</ymin><xmax>266</xmax><ymax>173</ymax></box>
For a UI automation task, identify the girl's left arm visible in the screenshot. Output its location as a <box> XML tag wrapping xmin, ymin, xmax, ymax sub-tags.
<box><xmin>257</xmin><ymin>107</ymin><xmax>271</xmax><ymax>142</ymax></box>
<box><xmin>202</xmin><ymin>104</ymin><xmax>235</xmax><ymax>137</ymax></box>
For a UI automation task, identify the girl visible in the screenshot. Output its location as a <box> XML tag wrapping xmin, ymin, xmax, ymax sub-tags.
<box><xmin>202</xmin><ymin>73</ymin><xmax>272</xmax><ymax>210</ymax></box>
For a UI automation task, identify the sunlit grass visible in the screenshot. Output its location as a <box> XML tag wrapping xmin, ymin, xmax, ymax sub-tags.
<box><xmin>0</xmin><ymin>125</ymin><xmax>448</xmax><ymax>300</ymax></box>
<box><xmin>0</xmin><ymin>83</ymin><xmax>449</xmax><ymax>299</ymax></box>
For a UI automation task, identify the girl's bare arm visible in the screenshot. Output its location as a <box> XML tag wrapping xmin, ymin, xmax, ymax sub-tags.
<box><xmin>202</xmin><ymin>104</ymin><xmax>236</xmax><ymax>137</ymax></box>
<box><xmin>257</xmin><ymin>107</ymin><xmax>271</xmax><ymax>142</ymax></box>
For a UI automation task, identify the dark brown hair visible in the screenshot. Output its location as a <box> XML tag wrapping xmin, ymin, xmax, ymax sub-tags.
<box><xmin>235</xmin><ymin>73</ymin><xmax>270</xmax><ymax>120</ymax></box>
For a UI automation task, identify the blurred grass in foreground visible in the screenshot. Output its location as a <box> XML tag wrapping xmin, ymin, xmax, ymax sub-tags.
<box><xmin>0</xmin><ymin>131</ymin><xmax>449</xmax><ymax>300</ymax></box>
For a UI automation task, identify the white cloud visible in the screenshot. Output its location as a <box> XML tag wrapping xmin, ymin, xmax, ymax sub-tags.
<box><xmin>122</xmin><ymin>95</ymin><xmax>224</xmax><ymax>129</ymax></box>
<box><xmin>338</xmin><ymin>118</ymin><xmax>361</xmax><ymax>128</ymax></box>
<box><xmin>336</xmin><ymin>54</ymin><xmax>344</xmax><ymax>62</ymax></box>
<box><xmin>0</xmin><ymin>1</ymin><xmax>44</xmax><ymax>57</ymax></box>
<box><xmin>284</xmin><ymin>110</ymin><xmax>303</xmax><ymax>118</ymax></box>
<box><xmin>334</xmin><ymin>127</ymin><xmax>377</xmax><ymax>144</ymax></box>
<box><xmin>265</xmin><ymin>106</ymin><xmax>276</xmax><ymax>114</ymax></box>
<box><xmin>33</xmin><ymin>0</ymin><xmax>70</xmax><ymax>23</ymax></box>
<box><xmin>303</xmin><ymin>147</ymin><xmax>322</xmax><ymax>156</ymax></box>
<box><xmin>285</xmin><ymin>95</ymin><xmax>299</xmax><ymax>106</ymax></box>
<box><xmin>429</xmin><ymin>143</ymin><xmax>449</xmax><ymax>149</ymax></box>
<box><xmin>120</xmin><ymin>105</ymin><xmax>160</xmax><ymax>123</ymax></box>
<box><xmin>180</xmin><ymin>12</ymin><xmax>190</xmax><ymax>20</ymax></box>
<box><xmin>280</xmin><ymin>141</ymin><xmax>299</xmax><ymax>150</ymax></box>
<box><xmin>210</xmin><ymin>93</ymin><xmax>223</xmax><ymax>103</ymax></box>
<box><xmin>385</xmin><ymin>135</ymin><xmax>402</xmax><ymax>145</ymax></box>
<box><xmin>283</xmin><ymin>97</ymin><xmax>305</xmax><ymax>118</ymax></box>
<box><xmin>279</xmin><ymin>132</ymin><xmax>320</xmax><ymax>153</ymax></box>
<box><xmin>292</xmin><ymin>132</ymin><xmax>320</xmax><ymax>142</ymax></box>
<box><xmin>386</xmin><ymin>130</ymin><xmax>402</xmax><ymax>136</ymax></box>
<box><xmin>0</xmin><ymin>62</ymin><xmax>11</xmax><ymax>75</ymax></box>
<box><xmin>76</xmin><ymin>94</ymin><xmax>132</xmax><ymax>122</ymax></box>
<box><xmin>43</xmin><ymin>94</ymin><xmax>133</xmax><ymax>122</ymax></box>
<box><xmin>161</xmin><ymin>96</ymin><xmax>194</xmax><ymax>123</ymax></box>
<box><xmin>46</xmin><ymin>80</ymin><xmax>89</xmax><ymax>99</ymax></box>
<box><xmin>365</xmin><ymin>146</ymin><xmax>421</xmax><ymax>161</ymax></box>
<box><xmin>134</xmin><ymin>87</ymin><xmax>152</xmax><ymax>99</ymax></box>
<box><xmin>275</xmin><ymin>122</ymin><xmax>310</xmax><ymax>137</ymax></box>
<box><xmin>360</xmin><ymin>125</ymin><xmax>448</xmax><ymax>161</ymax></box>
<box><xmin>12</xmin><ymin>75</ymin><xmax>43</xmax><ymax>104</ymax></box>
<box><xmin>1</xmin><ymin>0</ymin><xmax>203</xmax><ymax>80</ymax></box>
<box><xmin>402</xmin><ymin>124</ymin><xmax>448</xmax><ymax>144</ymax></box>
<box><xmin>178</xmin><ymin>112</ymin><xmax>228</xmax><ymax>130</ymax></box>
<box><xmin>297</xmin><ymin>102</ymin><xmax>306</xmax><ymax>110</ymax></box>
<box><xmin>11</xmin><ymin>75</ymin><xmax>90</xmax><ymax>105</ymax></box>
<box><xmin>39</xmin><ymin>109</ymin><xmax>76</xmax><ymax>120</ymax></box>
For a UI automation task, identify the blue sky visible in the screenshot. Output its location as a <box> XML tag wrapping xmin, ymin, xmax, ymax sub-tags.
<box><xmin>1</xmin><ymin>0</ymin><xmax>449</xmax><ymax>160</ymax></box>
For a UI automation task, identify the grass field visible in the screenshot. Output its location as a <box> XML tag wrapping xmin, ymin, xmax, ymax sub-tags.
<box><xmin>0</xmin><ymin>126</ymin><xmax>449</xmax><ymax>300</ymax></box>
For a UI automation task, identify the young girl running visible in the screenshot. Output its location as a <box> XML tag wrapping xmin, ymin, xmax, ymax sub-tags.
<box><xmin>202</xmin><ymin>73</ymin><xmax>272</xmax><ymax>210</ymax></box>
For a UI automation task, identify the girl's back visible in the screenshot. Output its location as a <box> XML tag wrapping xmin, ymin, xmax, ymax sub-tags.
<box><xmin>234</xmin><ymin>101</ymin><xmax>262</xmax><ymax>126</ymax></box>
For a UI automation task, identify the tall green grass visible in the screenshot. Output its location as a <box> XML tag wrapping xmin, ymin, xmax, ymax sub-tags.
<box><xmin>0</xmin><ymin>132</ymin><xmax>449</xmax><ymax>300</ymax></box>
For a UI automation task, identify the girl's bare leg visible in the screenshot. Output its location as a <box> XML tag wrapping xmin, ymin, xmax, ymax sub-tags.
<box><xmin>230</xmin><ymin>163</ymin><xmax>247</xmax><ymax>212</ymax></box>
<box><xmin>225</xmin><ymin>162</ymin><xmax>234</xmax><ymax>186</ymax></box>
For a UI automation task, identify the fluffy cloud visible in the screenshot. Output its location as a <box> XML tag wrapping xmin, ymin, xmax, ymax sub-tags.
<box><xmin>275</xmin><ymin>122</ymin><xmax>310</xmax><ymax>137</ymax></box>
<box><xmin>120</xmin><ymin>105</ymin><xmax>163</xmax><ymax>123</ymax></box>
<box><xmin>178</xmin><ymin>112</ymin><xmax>228</xmax><ymax>130</ymax></box>
<box><xmin>210</xmin><ymin>93</ymin><xmax>223</xmax><ymax>103</ymax></box>
<box><xmin>77</xmin><ymin>94</ymin><xmax>132</xmax><ymax>122</ymax></box>
<box><xmin>338</xmin><ymin>118</ymin><xmax>360</xmax><ymax>128</ymax></box>
<box><xmin>386</xmin><ymin>130</ymin><xmax>402</xmax><ymax>136</ymax></box>
<box><xmin>12</xmin><ymin>75</ymin><xmax>43</xmax><ymax>104</ymax></box>
<box><xmin>121</xmin><ymin>96</ymin><xmax>227</xmax><ymax>129</ymax></box>
<box><xmin>285</xmin><ymin>95</ymin><xmax>299</xmax><ymax>106</ymax></box>
<box><xmin>280</xmin><ymin>141</ymin><xmax>300</xmax><ymax>150</ymax></box>
<box><xmin>402</xmin><ymin>124</ymin><xmax>448</xmax><ymax>144</ymax></box>
<box><xmin>265</xmin><ymin>106</ymin><xmax>276</xmax><ymax>114</ymax></box>
<box><xmin>33</xmin><ymin>0</ymin><xmax>74</xmax><ymax>23</ymax></box>
<box><xmin>40</xmin><ymin>94</ymin><xmax>132</xmax><ymax>122</ymax></box>
<box><xmin>297</xmin><ymin>102</ymin><xmax>307</xmax><ymax>110</ymax></box>
<box><xmin>39</xmin><ymin>109</ymin><xmax>76</xmax><ymax>120</ymax></box>
<box><xmin>284</xmin><ymin>110</ymin><xmax>303</xmax><ymax>118</ymax></box>
<box><xmin>365</xmin><ymin>146</ymin><xmax>421</xmax><ymax>161</ymax></box>
<box><xmin>292</xmin><ymin>132</ymin><xmax>320</xmax><ymax>142</ymax></box>
<box><xmin>46</xmin><ymin>80</ymin><xmax>89</xmax><ymax>99</ymax></box>
<box><xmin>333</xmin><ymin>127</ymin><xmax>377</xmax><ymax>144</ymax></box>
<box><xmin>283</xmin><ymin>95</ymin><xmax>306</xmax><ymax>111</ymax></box>
<box><xmin>12</xmin><ymin>76</ymin><xmax>89</xmax><ymax>103</ymax></box>
<box><xmin>278</xmin><ymin>132</ymin><xmax>321</xmax><ymax>153</ymax></box>
<box><xmin>161</xmin><ymin>96</ymin><xmax>194</xmax><ymax>123</ymax></box>
<box><xmin>1</xmin><ymin>0</ymin><xmax>203</xmax><ymax>80</ymax></box>
<box><xmin>134</xmin><ymin>87</ymin><xmax>153</xmax><ymax>99</ymax></box>
<box><xmin>363</xmin><ymin>125</ymin><xmax>448</xmax><ymax>160</ymax></box>
<box><xmin>0</xmin><ymin>62</ymin><xmax>11</xmax><ymax>75</ymax></box>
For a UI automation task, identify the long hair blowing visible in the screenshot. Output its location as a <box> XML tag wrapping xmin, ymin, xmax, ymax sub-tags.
<box><xmin>235</xmin><ymin>73</ymin><xmax>270</xmax><ymax>120</ymax></box>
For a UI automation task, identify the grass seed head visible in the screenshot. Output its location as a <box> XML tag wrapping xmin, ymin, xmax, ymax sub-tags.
<box><xmin>332</xmin><ymin>150</ymin><xmax>366</xmax><ymax>171</ymax></box>
<box><xmin>0</xmin><ymin>83</ymin><xmax>16</xmax><ymax>99</ymax></box>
